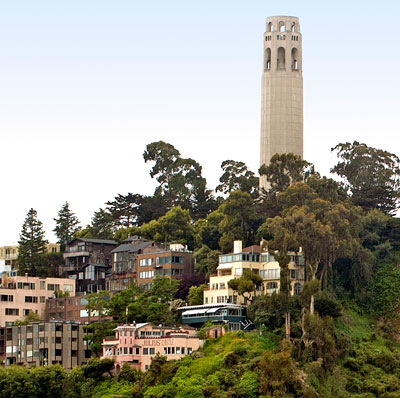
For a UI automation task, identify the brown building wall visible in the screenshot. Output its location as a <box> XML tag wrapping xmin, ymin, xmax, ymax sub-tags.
<box><xmin>45</xmin><ymin>296</ymin><xmax>102</xmax><ymax>323</ymax></box>
<box><xmin>136</xmin><ymin>250</ymin><xmax>194</xmax><ymax>289</ymax></box>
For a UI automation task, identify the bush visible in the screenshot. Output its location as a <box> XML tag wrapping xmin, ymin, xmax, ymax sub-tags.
<box><xmin>314</xmin><ymin>295</ymin><xmax>342</xmax><ymax>318</ymax></box>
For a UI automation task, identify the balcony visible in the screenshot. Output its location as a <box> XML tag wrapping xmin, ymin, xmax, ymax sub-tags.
<box><xmin>64</xmin><ymin>250</ymin><xmax>90</xmax><ymax>258</ymax></box>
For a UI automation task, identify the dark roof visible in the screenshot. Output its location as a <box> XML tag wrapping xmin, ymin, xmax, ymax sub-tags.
<box><xmin>111</xmin><ymin>241</ymin><xmax>153</xmax><ymax>254</ymax></box>
<box><xmin>68</xmin><ymin>238</ymin><xmax>118</xmax><ymax>245</ymax></box>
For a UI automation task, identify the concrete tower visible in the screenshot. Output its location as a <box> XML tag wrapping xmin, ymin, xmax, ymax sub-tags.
<box><xmin>260</xmin><ymin>16</ymin><xmax>303</xmax><ymax>189</ymax></box>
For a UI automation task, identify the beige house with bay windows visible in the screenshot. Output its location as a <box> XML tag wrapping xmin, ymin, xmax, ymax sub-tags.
<box><xmin>203</xmin><ymin>241</ymin><xmax>304</xmax><ymax>306</ymax></box>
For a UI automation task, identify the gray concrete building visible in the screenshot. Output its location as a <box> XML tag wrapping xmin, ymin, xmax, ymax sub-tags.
<box><xmin>4</xmin><ymin>321</ymin><xmax>92</xmax><ymax>368</ymax></box>
<box><xmin>260</xmin><ymin>16</ymin><xmax>303</xmax><ymax>190</ymax></box>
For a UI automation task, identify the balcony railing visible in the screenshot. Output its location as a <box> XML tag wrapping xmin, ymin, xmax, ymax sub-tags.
<box><xmin>65</xmin><ymin>246</ymin><xmax>91</xmax><ymax>254</ymax></box>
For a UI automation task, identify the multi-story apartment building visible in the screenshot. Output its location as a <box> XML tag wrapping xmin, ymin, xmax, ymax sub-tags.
<box><xmin>0</xmin><ymin>275</ymin><xmax>75</xmax><ymax>326</ymax></box>
<box><xmin>0</xmin><ymin>327</ymin><xmax>4</xmax><ymax>363</ymax></box>
<box><xmin>45</xmin><ymin>296</ymin><xmax>102</xmax><ymax>324</ymax></box>
<box><xmin>101</xmin><ymin>323</ymin><xmax>200</xmax><ymax>372</ymax></box>
<box><xmin>106</xmin><ymin>237</ymin><xmax>155</xmax><ymax>292</ymax></box>
<box><xmin>4</xmin><ymin>321</ymin><xmax>92</xmax><ymax>368</ymax></box>
<box><xmin>0</xmin><ymin>243</ymin><xmax>60</xmax><ymax>269</ymax></box>
<box><xmin>63</xmin><ymin>238</ymin><xmax>118</xmax><ymax>294</ymax></box>
<box><xmin>136</xmin><ymin>244</ymin><xmax>194</xmax><ymax>290</ymax></box>
<box><xmin>203</xmin><ymin>241</ymin><xmax>305</xmax><ymax>305</ymax></box>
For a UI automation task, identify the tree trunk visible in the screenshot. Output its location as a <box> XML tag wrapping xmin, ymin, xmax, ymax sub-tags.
<box><xmin>285</xmin><ymin>311</ymin><xmax>291</xmax><ymax>339</ymax></box>
<box><xmin>310</xmin><ymin>294</ymin><xmax>314</xmax><ymax>315</ymax></box>
<box><xmin>300</xmin><ymin>307</ymin><xmax>305</xmax><ymax>339</ymax></box>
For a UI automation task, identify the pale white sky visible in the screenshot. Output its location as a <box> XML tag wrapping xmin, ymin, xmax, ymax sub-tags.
<box><xmin>1</xmin><ymin>0</ymin><xmax>399</xmax><ymax>245</ymax></box>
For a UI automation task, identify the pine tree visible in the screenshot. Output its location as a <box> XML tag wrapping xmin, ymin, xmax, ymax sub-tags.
<box><xmin>18</xmin><ymin>208</ymin><xmax>47</xmax><ymax>276</ymax></box>
<box><xmin>53</xmin><ymin>202</ymin><xmax>80</xmax><ymax>249</ymax></box>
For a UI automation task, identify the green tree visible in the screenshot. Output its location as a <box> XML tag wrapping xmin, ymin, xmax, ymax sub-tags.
<box><xmin>259</xmin><ymin>153</ymin><xmax>312</xmax><ymax>194</ymax></box>
<box><xmin>331</xmin><ymin>141</ymin><xmax>400</xmax><ymax>214</ymax></box>
<box><xmin>18</xmin><ymin>208</ymin><xmax>48</xmax><ymax>276</ymax></box>
<box><xmin>188</xmin><ymin>284</ymin><xmax>207</xmax><ymax>305</ymax></box>
<box><xmin>194</xmin><ymin>210</ymin><xmax>224</xmax><ymax>251</ymax></box>
<box><xmin>81</xmin><ymin>358</ymin><xmax>114</xmax><ymax>381</ymax></box>
<box><xmin>36</xmin><ymin>252</ymin><xmax>65</xmax><ymax>278</ymax></box>
<box><xmin>218</xmin><ymin>191</ymin><xmax>261</xmax><ymax>253</ymax></box>
<box><xmin>262</xmin><ymin>216</ymin><xmax>298</xmax><ymax>338</ymax></box>
<box><xmin>106</xmin><ymin>192</ymin><xmax>143</xmax><ymax>228</ymax></box>
<box><xmin>53</xmin><ymin>202</ymin><xmax>80</xmax><ymax>250</ymax></box>
<box><xmin>193</xmin><ymin>245</ymin><xmax>221</xmax><ymax>277</ymax></box>
<box><xmin>143</xmin><ymin>141</ymin><xmax>215</xmax><ymax>219</ymax></box>
<box><xmin>306</xmin><ymin>174</ymin><xmax>347</xmax><ymax>204</ymax></box>
<box><xmin>76</xmin><ymin>208</ymin><xmax>115</xmax><ymax>240</ymax></box>
<box><xmin>137</xmin><ymin>195</ymin><xmax>169</xmax><ymax>224</ymax></box>
<box><xmin>228</xmin><ymin>270</ymin><xmax>263</xmax><ymax>303</ymax></box>
<box><xmin>90</xmin><ymin>208</ymin><xmax>115</xmax><ymax>239</ymax></box>
<box><xmin>141</xmin><ymin>206</ymin><xmax>195</xmax><ymax>249</ymax></box>
<box><xmin>216</xmin><ymin>160</ymin><xmax>259</xmax><ymax>198</ymax></box>
<box><xmin>114</xmin><ymin>226</ymin><xmax>142</xmax><ymax>242</ymax></box>
<box><xmin>150</xmin><ymin>276</ymin><xmax>180</xmax><ymax>303</ymax></box>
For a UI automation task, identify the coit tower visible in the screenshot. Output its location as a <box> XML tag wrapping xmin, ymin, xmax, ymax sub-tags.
<box><xmin>260</xmin><ymin>16</ymin><xmax>303</xmax><ymax>190</ymax></box>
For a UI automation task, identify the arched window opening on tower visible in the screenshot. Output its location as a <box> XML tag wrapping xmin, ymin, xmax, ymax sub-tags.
<box><xmin>279</xmin><ymin>21</ymin><xmax>285</xmax><ymax>32</ymax></box>
<box><xmin>291</xmin><ymin>48</ymin><xmax>299</xmax><ymax>70</ymax></box>
<box><xmin>291</xmin><ymin>22</ymin><xmax>296</xmax><ymax>32</ymax></box>
<box><xmin>268</xmin><ymin>22</ymin><xmax>273</xmax><ymax>32</ymax></box>
<box><xmin>277</xmin><ymin>47</ymin><xmax>285</xmax><ymax>70</ymax></box>
<box><xmin>265</xmin><ymin>48</ymin><xmax>271</xmax><ymax>70</ymax></box>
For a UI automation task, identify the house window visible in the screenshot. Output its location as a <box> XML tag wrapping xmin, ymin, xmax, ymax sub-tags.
<box><xmin>139</xmin><ymin>258</ymin><xmax>153</xmax><ymax>266</ymax></box>
<box><xmin>5</xmin><ymin>308</ymin><xmax>19</xmax><ymax>316</ymax></box>
<box><xmin>18</xmin><ymin>282</ymin><xmax>35</xmax><ymax>289</ymax></box>
<box><xmin>289</xmin><ymin>270</ymin><xmax>299</xmax><ymax>279</ymax></box>
<box><xmin>139</xmin><ymin>271</ymin><xmax>154</xmax><ymax>279</ymax></box>
<box><xmin>294</xmin><ymin>283</ymin><xmax>302</xmax><ymax>296</ymax></box>
<box><xmin>63</xmin><ymin>284</ymin><xmax>73</xmax><ymax>292</ymax></box>
<box><xmin>25</xmin><ymin>296</ymin><xmax>38</xmax><ymax>303</ymax></box>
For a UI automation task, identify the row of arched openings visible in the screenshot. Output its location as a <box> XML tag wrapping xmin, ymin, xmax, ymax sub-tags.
<box><xmin>267</xmin><ymin>21</ymin><xmax>297</xmax><ymax>33</ymax></box>
<box><xmin>265</xmin><ymin>47</ymin><xmax>299</xmax><ymax>71</ymax></box>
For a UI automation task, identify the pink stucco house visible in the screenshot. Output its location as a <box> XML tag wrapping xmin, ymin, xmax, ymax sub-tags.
<box><xmin>101</xmin><ymin>323</ymin><xmax>201</xmax><ymax>372</ymax></box>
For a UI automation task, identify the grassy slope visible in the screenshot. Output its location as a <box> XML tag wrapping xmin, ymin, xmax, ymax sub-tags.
<box><xmin>90</xmin><ymin>311</ymin><xmax>400</xmax><ymax>398</ymax></box>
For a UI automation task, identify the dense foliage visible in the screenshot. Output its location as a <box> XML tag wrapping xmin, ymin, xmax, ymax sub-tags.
<box><xmin>12</xmin><ymin>141</ymin><xmax>400</xmax><ymax>396</ymax></box>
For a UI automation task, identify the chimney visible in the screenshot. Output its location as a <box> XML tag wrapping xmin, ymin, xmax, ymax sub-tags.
<box><xmin>233</xmin><ymin>240</ymin><xmax>242</xmax><ymax>254</ymax></box>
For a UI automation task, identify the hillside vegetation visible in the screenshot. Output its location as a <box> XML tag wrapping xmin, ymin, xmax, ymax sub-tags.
<box><xmin>2</xmin><ymin>305</ymin><xmax>400</xmax><ymax>398</ymax></box>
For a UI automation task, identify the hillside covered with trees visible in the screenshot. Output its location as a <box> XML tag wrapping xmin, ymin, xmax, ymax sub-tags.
<box><xmin>9</xmin><ymin>140</ymin><xmax>400</xmax><ymax>397</ymax></box>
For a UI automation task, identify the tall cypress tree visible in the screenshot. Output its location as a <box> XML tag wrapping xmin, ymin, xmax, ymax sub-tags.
<box><xmin>18</xmin><ymin>208</ymin><xmax>47</xmax><ymax>276</ymax></box>
<box><xmin>53</xmin><ymin>202</ymin><xmax>80</xmax><ymax>250</ymax></box>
